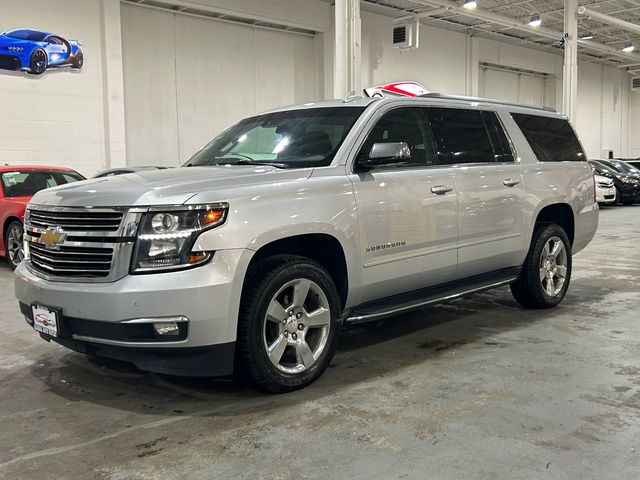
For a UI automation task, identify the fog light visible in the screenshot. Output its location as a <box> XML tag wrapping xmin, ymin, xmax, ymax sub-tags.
<box><xmin>153</xmin><ymin>322</ymin><xmax>180</xmax><ymax>336</ymax></box>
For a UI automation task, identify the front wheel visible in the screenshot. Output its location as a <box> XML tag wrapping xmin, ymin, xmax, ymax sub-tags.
<box><xmin>28</xmin><ymin>49</ymin><xmax>47</xmax><ymax>75</ymax></box>
<box><xmin>5</xmin><ymin>221</ymin><xmax>24</xmax><ymax>270</ymax></box>
<box><xmin>236</xmin><ymin>255</ymin><xmax>340</xmax><ymax>393</ymax></box>
<box><xmin>510</xmin><ymin>223</ymin><xmax>572</xmax><ymax>309</ymax></box>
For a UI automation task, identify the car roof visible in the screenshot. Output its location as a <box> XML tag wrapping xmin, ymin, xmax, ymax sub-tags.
<box><xmin>4</xmin><ymin>28</ymin><xmax>53</xmax><ymax>37</ymax></box>
<box><xmin>0</xmin><ymin>165</ymin><xmax>77</xmax><ymax>173</ymax></box>
<box><xmin>260</xmin><ymin>94</ymin><xmax>564</xmax><ymax>119</ymax></box>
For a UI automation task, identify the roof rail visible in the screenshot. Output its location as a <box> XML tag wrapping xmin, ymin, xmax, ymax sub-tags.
<box><xmin>419</xmin><ymin>92</ymin><xmax>557</xmax><ymax>112</ymax></box>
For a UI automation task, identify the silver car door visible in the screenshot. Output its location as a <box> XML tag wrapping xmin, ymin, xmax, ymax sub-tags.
<box><xmin>349</xmin><ymin>106</ymin><xmax>458</xmax><ymax>303</ymax></box>
<box><xmin>425</xmin><ymin>107</ymin><xmax>525</xmax><ymax>279</ymax></box>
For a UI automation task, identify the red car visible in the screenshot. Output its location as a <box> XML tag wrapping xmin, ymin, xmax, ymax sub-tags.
<box><xmin>1</xmin><ymin>165</ymin><xmax>85</xmax><ymax>270</ymax></box>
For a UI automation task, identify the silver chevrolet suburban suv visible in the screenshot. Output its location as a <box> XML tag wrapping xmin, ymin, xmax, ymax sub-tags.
<box><xmin>14</xmin><ymin>94</ymin><xmax>598</xmax><ymax>392</ymax></box>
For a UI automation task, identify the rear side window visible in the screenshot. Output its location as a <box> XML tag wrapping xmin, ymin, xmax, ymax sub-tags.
<box><xmin>426</xmin><ymin>108</ymin><xmax>498</xmax><ymax>165</ymax></box>
<box><xmin>511</xmin><ymin>113</ymin><xmax>585</xmax><ymax>162</ymax></box>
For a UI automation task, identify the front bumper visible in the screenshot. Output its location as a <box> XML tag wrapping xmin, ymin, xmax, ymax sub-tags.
<box><xmin>595</xmin><ymin>185</ymin><xmax>616</xmax><ymax>204</ymax></box>
<box><xmin>0</xmin><ymin>54</ymin><xmax>22</xmax><ymax>71</ymax></box>
<box><xmin>14</xmin><ymin>249</ymin><xmax>253</xmax><ymax>376</ymax></box>
<box><xmin>618</xmin><ymin>183</ymin><xmax>640</xmax><ymax>203</ymax></box>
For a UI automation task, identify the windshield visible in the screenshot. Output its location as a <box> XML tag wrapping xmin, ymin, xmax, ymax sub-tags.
<box><xmin>609</xmin><ymin>160</ymin><xmax>640</xmax><ymax>175</ymax></box>
<box><xmin>1</xmin><ymin>170</ymin><xmax>84</xmax><ymax>197</ymax></box>
<box><xmin>184</xmin><ymin>107</ymin><xmax>365</xmax><ymax>169</ymax></box>
<box><xmin>4</xmin><ymin>29</ymin><xmax>46</xmax><ymax>41</ymax></box>
<box><xmin>590</xmin><ymin>161</ymin><xmax>618</xmax><ymax>176</ymax></box>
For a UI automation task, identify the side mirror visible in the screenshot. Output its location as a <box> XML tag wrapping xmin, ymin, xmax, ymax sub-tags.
<box><xmin>355</xmin><ymin>142</ymin><xmax>411</xmax><ymax>172</ymax></box>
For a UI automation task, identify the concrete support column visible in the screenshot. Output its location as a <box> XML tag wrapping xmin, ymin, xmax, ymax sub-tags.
<box><xmin>562</xmin><ymin>0</ymin><xmax>578</xmax><ymax>123</ymax></box>
<box><xmin>465</xmin><ymin>34</ymin><xmax>479</xmax><ymax>97</ymax></box>
<box><xmin>99</xmin><ymin>0</ymin><xmax>127</xmax><ymax>169</ymax></box>
<box><xmin>333</xmin><ymin>0</ymin><xmax>361</xmax><ymax>98</ymax></box>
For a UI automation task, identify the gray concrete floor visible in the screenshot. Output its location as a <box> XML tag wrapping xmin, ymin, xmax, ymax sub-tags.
<box><xmin>1</xmin><ymin>207</ymin><xmax>639</xmax><ymax>480</ymax></box>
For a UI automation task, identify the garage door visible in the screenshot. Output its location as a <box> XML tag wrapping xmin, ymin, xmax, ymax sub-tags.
<box><xmin>479</xmin><ymin>64</ymin><xmax>554</xmax><ymax>109</ymax></box>
<box><xmin>121</xmin><ymin>4</ymin><xmax>322</xmax><ymax>166</ymax></box>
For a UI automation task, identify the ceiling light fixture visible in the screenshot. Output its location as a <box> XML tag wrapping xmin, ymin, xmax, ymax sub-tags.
<box><xmin>580</xmin><ymin>32</ymin><xmax>593</xmax><ymax>40</ymax></box>
<box><xmin>623</xmin><ymin>43</ymin><xmax>635</xmax><ymax>53</ymax></box>
<box><xmin>463</xmin><ymin>0</ymin><xmax>477</xmax><ymax>10</ymax></box>
<box><xmin>528</xmin><ymin>15</ymin><xmax>542</xmax><ymax>27</ymax></box>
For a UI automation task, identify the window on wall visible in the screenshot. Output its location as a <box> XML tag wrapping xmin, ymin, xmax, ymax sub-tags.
<box><xmin>426</xmin><ymin>108</ymin><xmax>497</xmax><ymax>165</ymax></box>
<box><xmin>511</xmin><ymin>113</ymin><xmax>586</xmax><ymax>162</ymax></box>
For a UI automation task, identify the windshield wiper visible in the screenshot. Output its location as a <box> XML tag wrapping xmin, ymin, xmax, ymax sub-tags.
<box><xmin>215</xmin><ymin>159</ymin><xmax>288</xmax><ymax>169</ymax></box>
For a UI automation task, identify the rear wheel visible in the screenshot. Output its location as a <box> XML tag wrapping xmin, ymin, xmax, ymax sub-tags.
<box><xmin>72</xmin><ymin>50</ymin><xmax>83</xmax><ymax>69</ymax></box>
<box><xmin>28</xmin><ymin>49</ymin><xmax>47</xmax><ymax>75</ymax></box>
<box><xmin>236</xmin><ymin>255</ymin><xmax>340</xmax><ymax>393</ymax></box>
<box><xmin>510</xmin><ymin>223</ymin><xmax>572</xmax><ymax>309</ymax></box>
<box><xmin>5</xmin><ymin>221</ymin><xmax>24</xmax><ymax>270</ymax></box>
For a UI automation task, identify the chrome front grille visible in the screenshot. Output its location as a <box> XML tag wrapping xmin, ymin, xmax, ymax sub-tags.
<box><xmin>24</xmin><ymin>206</ymin><xmax>144</xmax><ymax>282</ymax></box>
<box><xmin>29</xmin><ymin>243</ymin><xmax>114</xmax><ymax>278</ymax></box>
<box><xmin>29</xmin><ymin>209</ymin><xmax>123</xmax><ymax>231</ymax></box>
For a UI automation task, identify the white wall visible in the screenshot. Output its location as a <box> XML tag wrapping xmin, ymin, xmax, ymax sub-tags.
<box><xmin>121</xmin><ymin>3</ymin><xmax>322</xmax><ymax>166</ymax></box>
<box><xmin>0</xmin><ymin>0</ymin><xmax>125</xmax><ymax>177</ymax></box>
<box><xmin>361</xmin><ymin>11</ymin><xmax>467</xmax><ymax>95</ymax></box>
<box><xmin>360</xmin><ymin>10</ymin><xmax>634</xmax><ymax>160</ymax></box>
<box><xmin>1</xmin><ymin>1</ymin><xmax>636</xmax><ymax>174</ymax></box>
<box><xmin>631</xmin><ymin>93</ymin><xmax>640</xmax><ymax>158</ymax></box>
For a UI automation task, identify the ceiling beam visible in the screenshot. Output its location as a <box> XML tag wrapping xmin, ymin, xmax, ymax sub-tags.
<box><xmin>409</xmin><ymin>0</ymin><xmax>640</xmax><ymax>63</ymax></box>
<box><xmin>578</xmin><ymin>6</ymin><xmax>640</xmax><ymax>37</ymax></box>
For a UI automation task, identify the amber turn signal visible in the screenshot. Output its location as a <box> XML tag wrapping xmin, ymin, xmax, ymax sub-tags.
<box><xmin>188</xmin><ymin>253</ymin><xmax>208</xmax><ymax>264</ymax></box>
<box><xmin>204</xmin><ymin>209</ymin><xmax>224</xmax><ymax>225</ymax></box>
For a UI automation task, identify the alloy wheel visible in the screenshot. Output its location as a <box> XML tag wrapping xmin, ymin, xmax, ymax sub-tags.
<box><xmin>539</xmin><ymin>236</ymin><xmax>568</xmax><ymax>297</ymax></box>
<box><xmin>263</xmin><ymin>278</ymin><xmax>331</xmax><ymax>374</ymax></box>
<box><xmin>7</xmin><ymin>223</ymin><xmax>24</xmax><ymax>268</ymax></box>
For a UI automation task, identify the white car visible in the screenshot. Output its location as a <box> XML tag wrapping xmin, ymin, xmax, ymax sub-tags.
<box><xmin>595</xmin><ymin>174</ymin><xmax>616</xmax><ymax>205</ymax></box>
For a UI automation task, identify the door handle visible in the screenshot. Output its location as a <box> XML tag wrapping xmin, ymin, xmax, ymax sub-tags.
<box><xmin>430</xmin><ymin>185</ymin><xmax>453</xmax><ymax>195</ymax></box>
<box><xmin>503</xmin><ymin>178</ymin><xmax>520</xmax><ymax>187</ymax></box>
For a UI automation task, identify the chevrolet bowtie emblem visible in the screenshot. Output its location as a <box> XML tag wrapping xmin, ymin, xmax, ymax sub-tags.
<box><xmin>40</xmin><ymin>227</ymin><xmax>67</xmax><ymax>250</ymax></box>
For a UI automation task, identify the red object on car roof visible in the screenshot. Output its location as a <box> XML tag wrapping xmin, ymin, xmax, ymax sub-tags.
<box><xmin>363</xmin><ymin>81</ymin><xmax>429</xmax><ymax>98</ymax></box>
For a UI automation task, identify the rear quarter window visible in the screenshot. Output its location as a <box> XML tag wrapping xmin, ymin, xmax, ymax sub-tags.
<box><xmin>511</xmin><ymin>113</ymin><xmax>586</xmax><ymax>162</ymax></box>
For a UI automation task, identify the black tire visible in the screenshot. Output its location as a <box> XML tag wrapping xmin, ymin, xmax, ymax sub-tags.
<box><xmin>510</xmin><ymin>223</ymin><xmax>572</xmax><ymax>309</ymax></box>
<box><xmin>28</xmin><ymin>49</ymin><xmax>47</xmax><ymax>75</ymax></box>
<box><xmin>236</xmin><ymin>254</ymin><xmax>341</xmax><ymax>393</ymax></box>
<box><xmin>72</xmin><ymin>50</ymin><xmax>83</xmax><ymax>69</ymax></box>
<box><xmin>5</xmin><ymin>220</ymin><xmax>24</xmax><ymax>271</ymax></box>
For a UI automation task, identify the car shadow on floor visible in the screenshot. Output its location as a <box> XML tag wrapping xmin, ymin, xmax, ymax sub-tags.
<box><xmin>25</xmin><ymin>279</ymin><xmax>614</xmax><ymax>418</ymax></box>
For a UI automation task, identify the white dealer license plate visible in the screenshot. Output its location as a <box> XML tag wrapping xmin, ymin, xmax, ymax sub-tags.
<box><xmin>32</xmin><ymin>305</ymin><xmax>59</xmax><ymax>337</ymax></box>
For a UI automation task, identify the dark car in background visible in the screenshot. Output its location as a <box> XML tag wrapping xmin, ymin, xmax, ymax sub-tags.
<box><xmin>589</xmin><ymin>160</ymin><xmax>640</xmax><ymax>205</ymax></box>
<box><xmin>1</xmin><ymin>165</ymin><xmax>85</xmax><ymax>269</ymax></box>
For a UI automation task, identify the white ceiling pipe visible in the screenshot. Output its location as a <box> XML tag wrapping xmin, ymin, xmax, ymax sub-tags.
<box><xmin>416</xmin><ymin>0</ymin><xmax>561</xmax><ymax>39</ymax></box>
<box><xmin>577</xmin><ymin>6</ymin><xmax>640</xmax><ymax>36</ymax></box>
<box><xmin>394</xmin><ymin>6</ymin><xmax>449</xmax><ymax>23</ymax></box>
<box><xmin>411</xmin><ymin>0</ymin><xmax>640</xmax><ymax>63</ymax></box>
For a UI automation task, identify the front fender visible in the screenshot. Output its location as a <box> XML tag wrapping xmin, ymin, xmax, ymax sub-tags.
<box><xmin>191</xmin><ymin>175</ymin><xmax>363</xmax><ymax>306</ymax></box>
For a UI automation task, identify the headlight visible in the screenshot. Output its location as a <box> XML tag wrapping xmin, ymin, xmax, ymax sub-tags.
<box><xmin>131</xmin><ymin>203</ymin><xmax>228</xmax><ymax>273</ymax></box>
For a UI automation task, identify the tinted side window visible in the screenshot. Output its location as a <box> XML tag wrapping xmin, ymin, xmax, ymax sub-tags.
<box><xmin>426</xmin><ymin>108</ymin><xmax>495</xmax><ymax>165</ymax></box>
<box><xmin>482</xmin><ymin>111</ymin><xmax>514</xmax><ymax>163</ymax></box>
<box><xmin>511</xmin><ymin>113</ymin><xmax>585</xmax><ymax>162</ymax></box>
<box><xmin>359</xmin><ymin>107</ymin><xmax>435</xmax><ymax>169</ymax></box>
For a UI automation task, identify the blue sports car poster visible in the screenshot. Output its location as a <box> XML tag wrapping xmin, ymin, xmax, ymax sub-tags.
<box><xmin>0</xmin><ymin>28</ymin><xmax>84</xmax><ymax>75</ymax></box>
